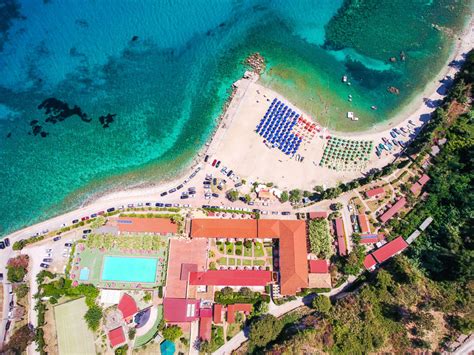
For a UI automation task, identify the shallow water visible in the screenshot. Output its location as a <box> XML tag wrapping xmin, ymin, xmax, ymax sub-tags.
<box><xmin>0</xmin><ymin>0</ymin><xmax>468</xmax><ymax>236</ymax></box>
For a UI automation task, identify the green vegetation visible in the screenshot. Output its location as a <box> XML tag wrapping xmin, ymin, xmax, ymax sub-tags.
<box><xmin>248</xmin><ymin>314</ymin><xmax>283</xmax><ymax>350</ymax></box>
<box><xmin>6</xmin><ymin>255</ymin><xmax>29</xmax><ymax>282</ymax></box>
<box><xmin>311</xmin><ymin>295</ymin><xmax>331</xmax><ymax>316</ymax></box>
<box><xmin>215</xmin><ymin>287</ymin><xmax>263</xmax><ymax>305</ymax></box>
<box><xmin>84</xmin><ymin>305</ymin><xmax>103</xmax><ymax>331</ymax></box>
<box><xmin>254</xmin><ymin>242</ymin><xmax>264</xmax><ymax>257</ymax></box>
<box><xmin>134</xmin><ymin>306</ymin><xmax>163</xmax><ymax>348</ymax></box>
<box><xmin>162</xmin><ymin>325</ymin><xmax>183</xmax><ymax>341</ymax></box>
<box><xmin>227</xmin><ymin>189</ymin><xmax>239</xmax><ymax>202</ymax></box>
<box><xmin>13</xmin><ymin>234</ymin><xmax>45</xmax><ymax>250</ymax></box>
<box><xmin>115</xmin><ymin>344</ymin><xmax>128</xmax><ymax>355</ymax></box>
<box><xmin>279</xmin><ymin>190</ymin><xmax>289</xmax><ymax>203</ymax></box>
<box><xmin>263</xmin><ymin>50</ymin><xmax>474</xmax><ymax>354</ymax></box>
<box><xmin>289</xmin><ymin>189</ymin><xmax>302</xmax><ymax>203</ymax></box>
<box><xmin>200</xmin><ymin>325</ymin><xmax>225</xmax><ymax>353</ymax></box>
<box><xmin>14</xmin><ymin>284</ymin><xmax>29</xmax><ymax>299</ymax></box>
<box><xmin>307</xmin><ymin>219</ymin><xmax>332</xmax><ymax>258</ymax></box>
<box><xmin>85</xmin><ymin>233</ymin><xmax>168</xmax><ymax>251</ymax></box>
<box><xmin>4</xmin><ymin>324</ymin><xmax>35</xmax><ymax>354</ymax></box>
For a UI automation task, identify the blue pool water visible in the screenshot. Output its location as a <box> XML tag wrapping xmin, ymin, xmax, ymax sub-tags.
<box><xmin>79</xmin><ymin>267</ymin><xmax>90</xmax><ymax>281</ymax></box>
<box><xmin>0</xmin><ymin>1</ymin><xmax>467</xmax><ymax>237</ymax></box>
<box><xmin>101</xmin><ymin>256</ymin><xmax>158</xmax><ymax>283</ymax></box>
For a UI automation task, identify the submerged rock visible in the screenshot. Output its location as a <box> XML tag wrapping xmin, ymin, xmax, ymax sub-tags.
<box><xmin>245</xmin><ymin>52</ymin><xmax>266</xmax><ymax>74</ymax></box>
<box><xmin>388</xmin><ymin>86</ymin><xmax>400</xmax><ymax>95</ymax></box>
<box><xmin>99</xmin><ymin>113</ymin><xmax>116</xmax><ymax>128</ymax></box>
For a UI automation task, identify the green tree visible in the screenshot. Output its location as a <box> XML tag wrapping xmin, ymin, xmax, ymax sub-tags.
<box><xmin>115</xmin><ymin>344</ymin><xmax>128</xmax><ymax>355</ymax></box>
<box><xmin>313</xmin><ymin>185</ymin><xmax>324</xmax><ymax>193</ymax></box>
<box><xmin>226</xmin><ymin>189</ymin><xmax>239</xmax><ymax>202</ymax></box>
<box><xmin>289</xmin><ymin>189</ymin><xmax>302</xmax><ymax>203</ymax></box>
<box><xmin>279</xmin><ymin>191</ymin><xmax>289</xmax><ymax>203</ymax></box>
<box><xmin>248</xmin><ymin>314</ymin><xmax>283</xmax><ymax>349</ymax></box>
<box><xmin>14</xmin><ymin>284</ymin><xmax>29</xmax><ymax>299</ymax></box>
<box><xmin>312</xmin><ymin>295</ymin><xmax>332</xmax><ymax>316</ymax></box>
<box><xmin>162</xmin><ymin>325</ymin><xmax>183</xmax><ymax>341</ymax></box>
<box><xmin>84</xmin><ymin>304</ymin><xmax>103</xmax><ymax>331</ymax></box>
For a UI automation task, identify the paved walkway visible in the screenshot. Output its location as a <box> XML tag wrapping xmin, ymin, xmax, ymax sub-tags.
<box><xmin>135</xmin><ymin>306</ymin><xmax>158</xmax><ymax>337</ymax></box>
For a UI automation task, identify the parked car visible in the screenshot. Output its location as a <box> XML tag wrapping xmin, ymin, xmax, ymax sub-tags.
<box><xmin>155</xmin><ymin>203</ymin><xmax>164</xmax><ymax>207</ymax></box>
<box><xmin>5</xmin><ymin>320</ymin><xmax>11</xmax><ymax>331</ymax></box>
<box><xmin>106</xmin><ymin>207</ymin><xmax>115</xmax><ymax>212</ymax></box>
<box><xmin>212</xmin><ymin>193</ymin><xmax>219</xmax><ymax>198</ymax></box>
<box><xmin>81</xmin><ymin>216</ymin><xmax>89</xmax><ymax>221</ymax></box>
<box><xmin>90</xmin><ymin>213</ymin><xmax>97</xmax><ymax>218</ymax></box>
<box><xmin>45</xmin><ymin>248</ymin><xmax>52</xmax><ymax>253</ymax></box>
<box><xmin>234</xmin><ymin>182</ymin><xmax>242</xmax><ymax>188</ymax></box>
<box><xmin>0</xmin><ymin>273</ymin><xmax>3</xmax><ymax>281</ymax></box>
<box><xmin>4</xmin><ymin>238</ymin><xmax>10</xmax><ymax>247</ymax></box>
<box><xmin>180</xmin><ymin>195</ymin><xmax>189</xmax><ymax>199</ymax></box>
<box><xmin>168</xmin><ymin>188</ymin><xmax>176</xmax><ymax>193</ymax></box>
<box><xmin>177</xmin><ymin>184</ymin><xmax>184</xmax><ymax>190</ymax></box>
<box><xmin>40</xmin><ymin>263</ymin><xmax>49</xmax><ymax>269</ymax></box>
<box><xmin>127</xmin><ymin>203</ymin><xmax>134</xmax><ymax>208</ymax></box>
<box><xmin>83</xmin><ymin>229</ymin><xmax>92</xmax><ymax>234</ymax></box>
<box><xmin>204</xmin><ymin>155</ymin><xmax>209</xmax><ymax>162</ymax></box>
<box><xmin>215</xmin><ymin>161</ymin><xmax>221</xmax><ymax>168</ymax></box>
<box><xmin>53</xmin><ymin>236</ymin><xmax>61</xmax><ymax>242</ymax></box>
<box><xmin>44</xmin><ymin>253</ymin><xmax>52</xmax><ymax>258</ymax></box>
<box><xmin>165</xmin><ymin>203</ymin><xmax>172</xmax><ymax>207</ymax></box>
<box><xmin>43</xmin><ymin>258</ymin><xmax>53</xmax><ymax>263</ymax></box>
<box><xmin>72</xmin><ymin>219</ymin><xmax>79</xmax><ymax>224</ymax></box>
<box><xmin>281</xmin><ymin>211</ymin><xmax>291</xmax><ymax>215</ymax></box>
<box><xmin>0</xmin><ymin>241</ymin><xmax>5</xmax><ymax>249</ymax></box>
<box><xmin>160</xmin><ymin>191</ymin><xmax>168</xmax><ymax>197</ymax></box>
<box><xmin>97</xmin><ymin>211</ymin><xmax>105</xmax><ymax>215</ymax></box>
<box><xmin>212</xmin><ymin>159</ymin><xmax>217</xmax><ymax>167</ymax></box>
<box><xmin>272</xmin><ymin>211</ymin><xmax>279</xmax><ymax>215</ymax></box>
<box><xmin>64</xmin><ymin>242</ymin><xmax>73</xmax><ymax>247</ymax></box>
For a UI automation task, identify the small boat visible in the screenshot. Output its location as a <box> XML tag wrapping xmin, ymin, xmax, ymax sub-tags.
<box><xmin>342</xmin><ymin>75</ymin><xmax>348</xmax><ymax>83</ymax></box>
<box><xmin>371</xmin><ymin>105</ymin><xmax>377</xmax><ymax>110</ymax></box>
<box><xmin>390</xmin><ymin>131</ymin><xmax>397</xmax><ymax>138</ymax></box>
<box><xmin>392</xmin><ymin>139</ymin><xmax>399</xmax><ymax>146</ymax></box>
<box><xmin>400</xmin><ymin>127</ymin><xmax>408</xmax><ymax>134</ymax></box>
<box><xmin>398</xmin><ymin>140</ymin><xmax>405</xmax><ymax>147</ymax></box>
<box><xmin>347</xmin><ymin>111</ymin><xmax>354</xmax><ymax>119</ymax></box>
<box><xmin>382</xmin><ymin>137</ymin><xmax>389</xmax><ymax>144</ymax></box>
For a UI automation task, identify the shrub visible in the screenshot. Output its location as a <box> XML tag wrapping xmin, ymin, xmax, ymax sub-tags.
<box><xmin>15</xmin><ymin>284</ymin><xmax>29</xmax><ymax>299</ymax></box>
<box><xmin>162</xmin><ymin>325</ymin><xmax>183</xmax><ymax>341</ymax></box>
<box><xmin>248</xmin><ymin>314</ymin><xmax>283</xmax><ymax>349</ymax></box>
<box><xmin>84</xmin><ymin>304</ymin><xmax>103</xmax><ymax>331</ymax></box>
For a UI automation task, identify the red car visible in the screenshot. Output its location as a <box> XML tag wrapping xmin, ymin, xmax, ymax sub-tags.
<box><xmin>212</xmin><ymin>159</ymin><xmax>217</xmax><ymax>167</ymax></box>
<box><xmin>97</xmin><ymin>211</ymin><xmax>105</xmax><ymax>215</ymax></box>
<box><xmin>81</xmin><ymin>216</ymin><xmax>90</xmax><ymax>221</ymax></box>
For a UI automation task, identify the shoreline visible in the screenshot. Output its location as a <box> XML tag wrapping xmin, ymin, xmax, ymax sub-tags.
<box><xmin>1</xmin><ymin>18</ymin><xmax>472</xmax><ymax>239</ymax></box>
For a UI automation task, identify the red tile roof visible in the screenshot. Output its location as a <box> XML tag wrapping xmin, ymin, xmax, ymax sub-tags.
<box><xmin>199</xmin><ymin>316</ymin><xmax>212</xmax><ymax>341</ymax></box>
<box><xmin>190</xmin><ymin>219</ymin><xmax>309</xmax><ymax>296</ymax></box>
<box><xmin>359</xmin><ymin>234</ymin><xmax>379</xmax><ymax>244</ymax></box>
<box><xmin>180</xmin><ymin>263</ymin><xmax>197</xmax><ymax>281</ymax></box>
<box><xmin>191</xmin><ymin>219</ymin><xmax>258</xmax><ymax>238</ymax></box>
<box><xmin>309</xmin><ymin>260</ymin><xmax>329</xmax><ymax>273</ymax></box>
<box><xmin>308</xmin><ymin>211</ymin><xmax>328</xmax><ymax>219</ymax></box>
<box><xmin>410</xmin><ymin>183</ymin><xmax>422</xmax><ymax>195</ymax></box>
<box><xmin>366</xmin><ymin>187</ymin><xmax>385</xmax><ymax>198</ymax></box>
<box><xmin>117</xmin><ymin>217</ymin><xmax>178</xmax><ymax>234</ymax></box>
<box><xmin>379</xmin><ymin>198</ymin><xmax>407</xmax><ymax>223</ymax></box>
<box><xmin>199</xmin><ymin>308</ymin><xmax>213</xmax><ymax>318</ymax></box>
<box><xmin>259</xmin><ymin>220</ymin><xmax>309</xmax><ymax>296</ymax></box>
<box><xmin>357</xmin><ymin>214</ymin><xmax>370</xmax><ymax>234</ymax></box>
<box><xmin>363</xmin><ymin>254</ymin><xmax>377</xmax><ymax>270</ymax></box>
<box><xmin>372</xmin><ymin>237</ymin><xmax>408</xmax><ymax>263</ymax></box>
<box><xmin>118</xmin><ymin>294</ymin><xmax>138</xmax><ymax>322</ymax></box>
<box><xmin>213</xmin><ymin>304</ymin><xmax>223</xmax><ymax>324</ymax></box>
<box><xmin>163</xmin><ymin>298</ymin><xmax>199</xmax><ymax>323</ymax></box>
<box><xmin>108</xmin><ymin>327</ymin><xmax>126</xmax><ymax>348</ymax></box>
<box><xmin>227</xmin><ymin>304</ymin><xmax>253</xmax><ymax>323</ymax></box>
<box><xmin>334</xmin><ymin>218</ymin><xmax>347</xmax><ymax>256</ymax></box>
<box><xmin>189</xmin><ymin>270</ymin><xmax>272</xmax><ymax>286</ymax></box>
<box><xmin>418</xmin><ymin>174</ymin><xmax>430</xmax><ymax>186</ymax></box>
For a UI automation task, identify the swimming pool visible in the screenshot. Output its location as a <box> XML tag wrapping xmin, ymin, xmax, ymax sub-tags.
<box><xmin>101</xmin><ymin>256</ymin><xmax>158</xmax><ymax>283</ymax></box>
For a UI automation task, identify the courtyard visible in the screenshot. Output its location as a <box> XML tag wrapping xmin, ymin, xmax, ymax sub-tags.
<box><xmin>208</xmin><ymin>239</ymin><xmax>273</xmax><ymax>270</ymax></box>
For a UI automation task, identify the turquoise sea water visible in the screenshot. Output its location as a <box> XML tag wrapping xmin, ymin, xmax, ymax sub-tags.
<box><xmin>101</xmin><ymin>256</ymin><xmax>157</xmax><ymax>283</ymax></box>
<box><xmin>0</xmin><ymin>0</ymin><xmax>468</xmax><ymax>236</ymax></box>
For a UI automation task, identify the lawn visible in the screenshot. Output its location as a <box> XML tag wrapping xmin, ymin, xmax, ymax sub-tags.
<box><xmin>265</xmin><ymin>247</ymin><xmax>273</xmax><ymax>256</ymax></box>
<box><xmin>253</xmin><ymin>260</ymin><xmax>265</xmax><ymax>266</ymax></box>
<box><xmin>235</xmin><ymin>244</ymin><xmax>243</xmax><ymax>256</ymax></box>
<box><xmin>54</xmin><ymin>298</ymin><xmax>95</xmax><ymax>355</ymax></box>
<box><xmin>236</xmin><ymin>259</ymin><xmax>242</xmax><ymax>266</ymax></box>
<box><xmin>243</xmin><ymin>259</ymin><xmax>252</xmax><ymax>266</ymax></box>
<box><xmin>225</xmin><ymin>243</ymin><xmax>234</xmax><ymax>255</ymax></box>
<box><xmin>216</xmin><ymin>242</ymin><xmax>225</xmax><ymax>254</ymax></box>
<box><xmin>244</xmin><ymin>245</ymin><xmax>252</xmax><ymax>257</ymax></box>
<box><xmin>228</xmin><ymin>258</ymin><xmax>236</xmax><ymax>266</ymax></box>
<box><xmin>254</xmin><ymin>242</ymin><xmax>265</xmax><ymax>257</ymax></box>
<box><xmin>218</xmin><ymin>257</ymin><xmax>227</xmax><ymax>266</ymax></box>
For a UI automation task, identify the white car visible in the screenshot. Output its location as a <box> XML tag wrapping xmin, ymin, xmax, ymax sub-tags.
<box><xmin>44</xmin><ymin>253</ymin><xmax>52</xmax><ymax>258</ymax></box>
<box><xmin>183</xmin><ymin>204</ymin><xmax>190</xmax><ymax>208</ymax></box>
<box><xmin>262</xmin><ymin>211</ymin><xmax>269</xmax><ymax>215</ymax></box>
<box><xmin>45</xmin><ymin>248</ymin><xmax>52</xmax><ymax>253</ymax></box>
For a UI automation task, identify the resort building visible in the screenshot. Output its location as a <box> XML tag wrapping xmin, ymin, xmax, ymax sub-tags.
<box><xmin>379</xmin><ymin>197</ymin><xmax>407</xmax><ymax>224</ymax></box>
<box><xmin>108</xmin><ymin>326</ymin><xmax>126</xmax><ymax>349</ymax></box>
<box><xmin>116</xmin><ymin>217</ymin><xmax>178</xmax><ymax>235</ymax></box>
<box><xmin>357</xmin><ymin>214</ymin><xmax>371</xmax><ymax>234</ymax></box>
<box><xmin>371</xmin><ymin>237</ymin><xmax>408</xmax><ymax>264</ymax></box>
<box><xmin>213</xmin><ymin>304</ymin><xmax>223</xmax><ymax>324</ymax></box>
<box><xmin>410</xmin><ymin>174</ymin><xmax>430</xmax><ymax>195</ymax></box>
<box><xmin>189</xmin><ymin>270</ymin><xmax>272</xmax><ymax>288</ymax></box>
<box><xmin>163</xmin><ymin>298</ymin><xmax>200</xmax><ymax>324</ymax></box>
<box><xmin>334</xmin><ymin>218</ymin><xmax>347</xmax><ymax>256</ymax></box>
<box><xmin>198</xmin><ymin>308</ymin><xmax>213</xmax><ymax>342</ymax></box>
<box><xmin>227</xmin><ymin>304</ymin><xmax>252</xmax><ymax>323</ymax></box>
<box><xmin>365</xmin><ymin>187</ymin><xmax>385</xmax><ymax>199</ymax></box>
<box><xmin>308</xmin><ymin>211</ymin><xmax>329</xmax><ymax>219</ymax></box>
<box><xmin>308</xmin><ymin>260</ymin><xmax>332</xmax><ymax>289</ymax></box>
<box><xmin>190</xmin><ymin>219</ymin><xmax>309</xmax><ymax>296</ymax></box>
<box><xmin>118</xmin><ymin>293</ymin><xmax>138</xmax><ymax>323</ymax></box>
<box><xmin>363</xmin><ymin>254</ymin><xmax>377</xmax><ymax>271</ymax></box>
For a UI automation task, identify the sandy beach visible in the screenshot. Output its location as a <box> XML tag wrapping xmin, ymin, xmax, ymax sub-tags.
<box><xmin>2</xmin><ymin>17</ymin><xmax>472</xmax><ymax>241</ymax></box>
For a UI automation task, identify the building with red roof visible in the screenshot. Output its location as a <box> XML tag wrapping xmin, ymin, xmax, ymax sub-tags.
<box><xmin>118</xmin><ymin>293</ymin><xmax>138</xmax><ymax>323</ymax></box>
<box><xmin>163</xmin><ymin>298</ymin><xmax>199</xmax><ymax>323</ymax></box>
<box><xmin>199</xmin><ymin>316</ymin><xmax>212</xmax><ymax>341</ymax></box>
<box><xmin>190</xmin><ymin>219</ymin><xmax>308</xmax><ymax>296</ymax></box>
<box><xmin>410</xmin><ymin>174</ymin><xmax>431</xmax><ymax>195</ymax></box>
<box><xmin>117</xmin><ymin>217</ymin><xmax>178</xmax><ymax>235</ymax></box>
<box><xmin>309</xmin><ymin>260</ymin><xmax>329</xmax><ymax>273</ymax></box>
<box><xmin>213</xmin><ymin>304</ymin><xmax>223</xmax><ymax>324</ymax></box>
<box><xmin>108</xmin><ymin>327</ymin><xmax>126</xmax><ymax>348</ymax></box>
<box><xmin>308</xmin><ymin>211</ymin><xmax>328</xmax><ymax>219</ymax></box>
<box><xmin>418</xmin><ymin>174</ymin><xmax>430</xmax><ymax>186</ymax></box>
<box><xmin>372</xmin><ymin>237</ymin><xmax>408</xmax><ymax>263</ymax></box>
<box><xmin>227</xmin><ymin>304</ymin><xmax>252</xmax><ymax>323</ymax></box>
<box><xmin>379</xmin><ymin>198</ymin><xmax>407</xmax><ymax>224</ymax></box>
<box><xmin>357</xmin><ymin>214</ymin><xmax>370</xmax><ymax>234</ymax></box>
<box><xmin>189</xmin><ymin>270</ymin><xmax>272</xmax><ymax>287</ymax></box>
<box><xmin>359</xmin><ymin>234</ymin><xmax>379</xmax><ymax>244</ymax></box>
<box><xmin>365</xmin><ymin>187</ymin><xmax>385</xmax><ymax>199</ymax></box>
<box><xmin>363</xmin><ymin>254</ymin><xmax>377</xmax><ymax>271</ymax></box>
<box><xmin>334</xmin><ymin>218</ymin><xmax>347</xmax><ymax>256</ymax></box>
